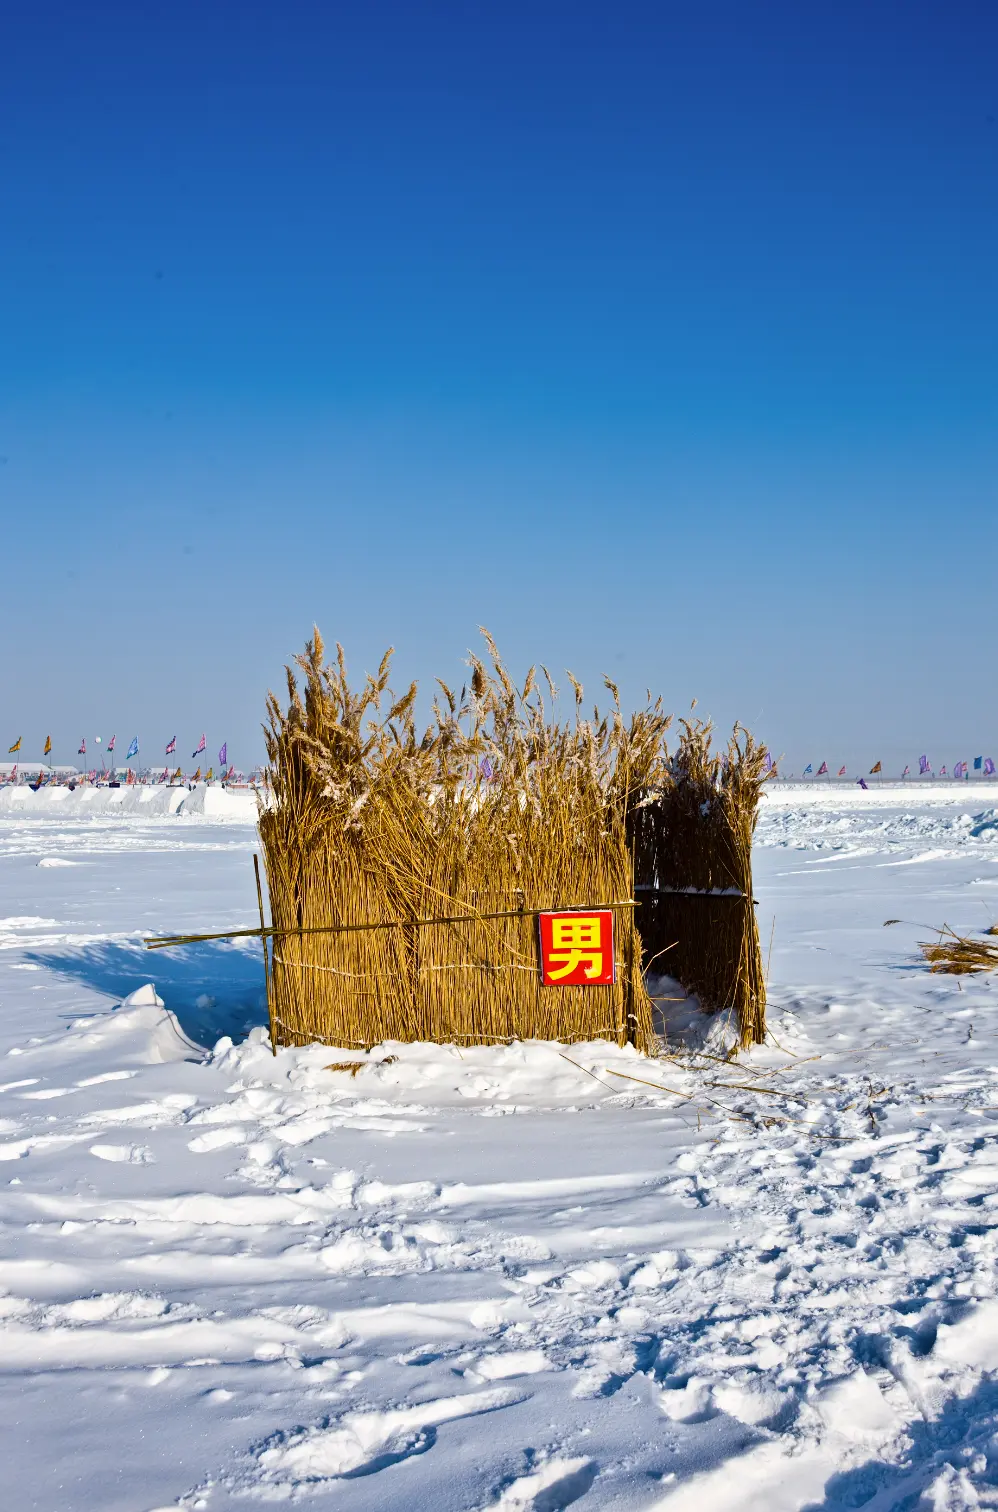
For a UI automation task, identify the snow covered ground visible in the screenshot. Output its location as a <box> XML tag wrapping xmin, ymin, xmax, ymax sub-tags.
<box><xmin>3</xmin><ymin>786</ymin><xmax>998</xmax><ymax>1509</ymax></box>
<box><xmin>0</xmin><ymin>781</ymin><xmax>258</xmax><ymax>823</ymax></box>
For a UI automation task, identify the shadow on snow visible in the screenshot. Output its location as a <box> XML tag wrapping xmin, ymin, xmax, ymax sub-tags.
<box><xmin>26</xmin><ymin>938</ymin><xmax>269</xmax><ymax>1049</ymax></box>
<box><xmin>803</xmin><ymin>1372</ymin><xmax>998</xmax><ymax>1510</ymax></box>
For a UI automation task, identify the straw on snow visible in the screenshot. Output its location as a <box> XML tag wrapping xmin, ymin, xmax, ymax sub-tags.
<box><xmin>920</xmin><ymin>925</ymin><xmax>998</xmax><ymax>976</ymax></box>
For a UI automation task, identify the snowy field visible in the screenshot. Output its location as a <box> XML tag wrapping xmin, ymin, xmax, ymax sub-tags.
<box><xmin>3</xmin><ymin>785</ymin><xmax>998</xmax><ymax>1509</ymax></box>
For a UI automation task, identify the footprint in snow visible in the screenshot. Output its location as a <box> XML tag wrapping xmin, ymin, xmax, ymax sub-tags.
<box><xmin>244</xmin><ymin>1386</ymin><xmax>528</xmax><ymax>1488</ymax></box>
<box><xmin>89</xmin><ymin>1144</ymin><xmax>155</xmax><ymax>1164</ymax></box>
<box><xmin>488</xmin><ymin>1456</ymin><xmax>598</xmax><ymax>1510</ymax></box>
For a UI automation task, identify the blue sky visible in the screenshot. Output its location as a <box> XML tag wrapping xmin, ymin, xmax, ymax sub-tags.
<box><xmin>1</xmin><ymin>2</ymin><xmax>996</xmax><ymax>772</ymax></box>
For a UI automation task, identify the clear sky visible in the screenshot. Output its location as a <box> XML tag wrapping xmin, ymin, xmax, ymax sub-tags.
<box><xmin>1</xmin><ymin>1</ymin><xmax>996</xmax><ymax>774</ymax></box>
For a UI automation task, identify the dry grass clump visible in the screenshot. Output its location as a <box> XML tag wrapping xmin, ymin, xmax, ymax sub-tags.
<box><xmin>630</xmin><ymin>718</ymin><xmax>771</xmax><ymax>1047</ymax></box>
<box><xmin>258</xmin><ymin>629</ymin><xmax>670</xmax><ymax>1052</ymax></box>
<box><xmin>920</xmin><ymin>927</ymin><xmax>998</xmax><ymax>975</ymax></box>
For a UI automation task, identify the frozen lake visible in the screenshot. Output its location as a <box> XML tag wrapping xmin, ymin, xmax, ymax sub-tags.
<box><xmin>2</xmin><ymin>788</ymin><xmax>998</xmax><ymax>1509</ymax></box>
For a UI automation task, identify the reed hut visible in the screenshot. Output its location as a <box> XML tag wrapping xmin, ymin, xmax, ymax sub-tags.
<box><xmin>629</xmin><ymin>719</ymin><xmax>770</xmax><ymax>1046</ymax></box>
<box><xmin>258</xmin><ymin>632</ymin><xmax>768</xmax><ymax>1054</ymax></box>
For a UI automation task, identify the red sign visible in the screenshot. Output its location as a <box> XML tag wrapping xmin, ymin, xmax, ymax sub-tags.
<box><xmin>538</xmin><ymin>910</ymin><xmax>616</xmax><ymax>986</ymax></box>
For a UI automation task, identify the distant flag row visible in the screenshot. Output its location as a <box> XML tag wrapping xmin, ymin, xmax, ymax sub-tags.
<box><xmin>8</xmin><ymin>734</ymin><xmax>230</xmax><ymax>769</ymax></box>
<box><xmin>789</xmin><ymin>754</ymin><xmax>996</xmax><ymax>782</ymax></box>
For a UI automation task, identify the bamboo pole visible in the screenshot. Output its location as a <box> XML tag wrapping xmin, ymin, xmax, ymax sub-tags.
<box><xmin>144</xmin><ymin>899</ymin><xmax>640</xmax><ymax>952</ymax></box>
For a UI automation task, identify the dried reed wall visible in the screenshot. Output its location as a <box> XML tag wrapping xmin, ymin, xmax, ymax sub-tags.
<box><xmin>258</xmin><ymin>633</ymin><xmax>660</xmax><ymax>1052</ymax></box>
<box><xmin>258</xmin><ymin>633</ymin><xmax>768</xmax><ymax>1053</ymax></box>
<box><xmin>630</xmin><ymin>721</ymin><xmax>769</xmax><ymax>1046</ymax></box>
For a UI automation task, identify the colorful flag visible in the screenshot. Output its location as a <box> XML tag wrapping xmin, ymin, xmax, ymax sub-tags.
<box><xmin>7</xmin><ymin>737</ymin><xmax>20</xmax><ymax>754</ymax></box>
<box><xmin>975</xmin><ymin>756</ymin><xmax>983</xmax><ymax>771</ymax></box>
<box><xmin>857</xmin><ymin>777</ymin><xmax>868</xmax><ymax>789</ymax></box>
<box><xmin>955</xmin><ymin>762</ymin><xmax>966</xmax><ymax>779</ymax></box>
<box><xmin>226</xmin><ymin>765</ymin><xmax>235</xmax><ymax>779</ymax></box>
<box><xmin>192</xmin><ymin>734</ymin><xmax>206</xmax><ymax>758</ymax></box>
<box><xmin>870</xmin><ymin>761</ymin><xmax>882</xmax><ymax>775</ymax></box>
<box><xmin>192</xmin><ymin>766</ymin><xmax>202</xmax><ymax>782</ymax></box>
<box><xmin>161</xmin><ymin>767</ymin><xmax>168</xmax><ymax>783</ymax></box>
<box><xmin>166</xmin><ymin>736</ymin><xmax>176</xmax><ymax>756</ymax></box>
<box><xmin>902</xmin><ymin>765</ymin><xmax>910</xmax><ymax>777</ymax></box>
<box><xmin>125</xmin><ymin>737</ymin><xmax>139</xmax><ymax>760</ymax></box>
<box><xmin>940</xmin><ymin>766</ymin><xmax>947</xmax><ymax>776</ymax></box>
<box><xmin>218</xmin><ymin>742</ymin><xmax>227</xmax><ymax>767</ymax></box>
<box><xmin>9</xmin><ymin>764</ymin><xmax>16</xmax><ymax>782</ymax></box>
<box><xmin>986</xmin><ymin>758</ymin><xmax>996</xmax><ymax>776</ymax></box>
<box><xmin>481</xmin><ymin>757</ymin><xmax>494</xmax><ymax>780</ymax></box>
<box><xmin>838</xmin><ymin>766</ymin><xmax>846</xmax><ymax>776</ymax></box>
<box><xmin>173</xmin><ymin>766</ymin><xmax>182</xmax><ymax>782</ymax></box>
<box><xmin>78</xmin><ymin>737</ymin><xmax>86</xmax><ymax>756</ymax></box>
<box><xmin>762</xmin><ymin>750</ymin><xmax>773</xmax><ymax>773</ymax></box>
<box><xmin>43</xmin><ymin>736</ymin><xmax>51</xmax><ymax>757</ymax></box>
<box><xmin>817</xmin><ymin>762</ymin><xmax>828</xmax><ymax>776</ymax></box>
<box><xmin>919</xmin><ymin>755</ymin><xmax>930</xmax><ymax>774</ymax></box>
<box><xmin>107</xmin><ymin>735</ymin><xmax>116</xmax><ymax>753</ymax></box>
<box><xmin>803</xmin><ymin>763</ymin><xmax>813</xmax><ymax>776</ymax></box>
<box><xmin>206</xmin><ymin>767</ymin><xmax>214</xmax><ymax>782</ymax></box>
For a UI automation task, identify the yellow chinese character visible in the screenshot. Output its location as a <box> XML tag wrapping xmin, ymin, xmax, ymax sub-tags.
<box><xmin>548</xmin><ymin>915</ymin><xmax>603</xmax><ymax>981</ymax></box>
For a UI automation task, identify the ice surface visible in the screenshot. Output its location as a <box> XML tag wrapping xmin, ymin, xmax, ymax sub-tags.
<box><xmin>2</xmin><ymin>790</ymin><xmax>998</xmax><ymax>1507</ymax></box>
